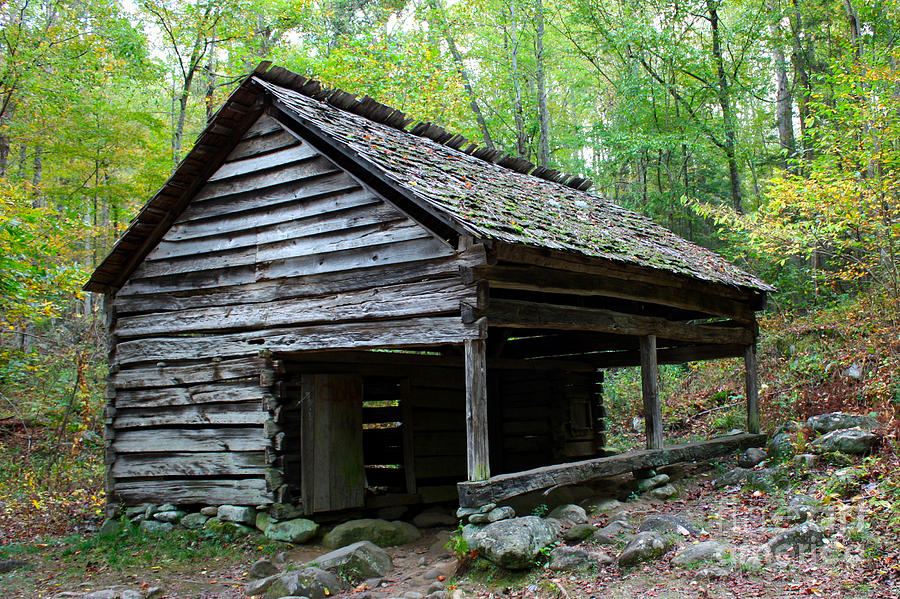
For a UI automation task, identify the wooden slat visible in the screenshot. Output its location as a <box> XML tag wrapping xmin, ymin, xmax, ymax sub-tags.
<box><xmin>134</xmin><ymin>221</ymin><xmax>430</xmax><ymax>279</ymax></box>
<box><xmin>114</xmin><ymin>428</ymin><xmax>269</xmax><ymax>453</ymax></box>
<box><xmin>112</xmin><ymin>451</ymin><xmax>267</xmax><ymax>478</ymax></box>
<box><xmin>481</xmin><ymin>299</ymin><xmax>753</xmax><ymax>345</ymax></box>
<box><xmin>457</xmin><ymin>433</ymin><xmax>767</xmax><ymax>507</ymax></box>
<box><xmin>243</xmin><ymin>113</ymin><xmax>283</xmax><ymax>138</ymax></box>
<box><xmin>210</xmin><ymin>144</ymin><xmax>317</xmax><ymax>182</ymax></box>
<box><xmin>114</xmin><ymin>402</ymin><xmax>266</xmax><ymax>428</ymax></box>
<box><xmin>114</xmin><ymin>244</ymin><xmax>486</xmax><ymax>310</ymax></box>
<box><xmin>745</xmin><ymin>345</ymin><xmax>760</xmax><ymax>434</ymax></box>
<box><xmin>194</xmin><ymin>155</ymin><xmax>333</xmax><ymax>202</ymax></box>
<box><xmin>582</xmin><ymin>343</ymin><xmax>746</xmax><ymax>368</ymax></box>
<box><xmin>115</xmin><ymin>317</ymin><xmax>486</xmax><ymax>365</ymax></box>
<box><xmin>468</xmin><ymin>264</ymin><xmax>757</xmax><ymax>323</ymax></box>
<box><xmin>114</xmin><ymin>478</ymin><xmax>270</xmax><ymax>505</ymax></box>
<box><xmin>116</xmin><ymin>278</ymin><xmax>471</xmax><ymax>339</ymax></box>
<box><xmin>464</xmin><ymin>338</ymin><xmax>490</xmax><ymax>481</ymax></box>
<box><xmin>226</xmin><ymin>130</ymin><xmax>298</xmax><ymax>161</ymax></box>
<box><xmin>176</xmin><ymin>171</ymin><xmax>361</xmax><ymax>226</ymax></box>
<box><xmin>112</xmin><ymin>358</ymin><xmax>266</xmax><ymax>390</ymax></box>
<box><xmin>640</xmin><ymin>335</ymin><xmax>663</xmax><ymax>450</ymax></box>
<box><xmin>115</xmin><ymin>382</ymin><xmax>270</xmax><ymax>409</ymax></box>
<box><xmin>153</xmin><ymin>202</ymin><xmax>400</xmax><ymax>259</ymax></box>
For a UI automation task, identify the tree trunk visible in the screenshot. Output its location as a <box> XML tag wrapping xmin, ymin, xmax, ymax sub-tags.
<box><xmin>506</xmin><ymin>0</ymin><xmax>527</xmax><ymax>158</ymax></box>
<box><xmin>768</xmin><ymin>3</ymin><xmax>796</xmax><ymax>167</ymax></box>
<box><xmin>707</xmin><ymin>0</ymin><xmax>743</xmax><ymax>213</ymax></box>
<box><xmin>790</xmin><ymin>0</ymin><xmax>813</xmax><ymax>161</ymax></box>
<box><xmin>426</xmin><ymin>0</ymin><xmax>495</xmax><ymax>149</ymax></box>
<box><xmin>534</xmin><ymin>0</ymin><xmax>550</xmax><ymax>167</ymax></box>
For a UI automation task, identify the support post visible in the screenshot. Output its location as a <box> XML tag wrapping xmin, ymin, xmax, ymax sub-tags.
<box><xmin>640</xmin><ymin>335</ymin><xmax>663</xmax><ymax>449</ymax></box>
<box><xmin>745</xmin><ymin>344</ymin><xmax>760</xmax><ymax>434</ymax></box>
<box><xmin>465</xmin><ymin>338</ymin><xmax>490</xmax><ymax>481</ymax></box>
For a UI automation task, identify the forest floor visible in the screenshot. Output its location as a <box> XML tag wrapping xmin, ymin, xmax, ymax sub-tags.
<box><xmin>2</xmin><ymin>451</ymin><xmax>900</xmax><ymax>599</ymax></box>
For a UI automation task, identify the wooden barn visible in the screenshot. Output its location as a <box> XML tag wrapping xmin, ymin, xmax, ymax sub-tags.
<box><xmin>86</xmin><ymin>62</ymin><xmax>771</xmax><ymax>516</ymax></box>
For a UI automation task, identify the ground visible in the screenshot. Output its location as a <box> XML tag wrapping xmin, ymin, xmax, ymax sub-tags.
<box><xmin>2</xmin><ymin>453</ymin><xmax>899</xmax><ymax>599</ymax></box>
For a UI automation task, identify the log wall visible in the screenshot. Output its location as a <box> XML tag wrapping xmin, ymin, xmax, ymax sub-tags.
<box><xmin>106</xmin><ymin>114</ymin><xmax>483</xmax><ymax>508</ymax></box>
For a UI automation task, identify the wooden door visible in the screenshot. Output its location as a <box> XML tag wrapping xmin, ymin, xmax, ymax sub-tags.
<box><xmin>300</xmin><ymin>374</ymin><xmax>365</xmax><ymax>513</ymax></box>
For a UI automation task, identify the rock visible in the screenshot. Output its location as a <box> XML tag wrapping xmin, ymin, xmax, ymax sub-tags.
<box><xmin>255</xmin><ymin>512</ymin><xmax>271</xmax><ymax>532</ymax></box>
<box><xmin>581</xmin><ymin>497</ymin><xmax>621</xmax><ymax>515</ymax></box>
<box><xmin>323</xmin><ymin>519</ymin><xmax>420</xmax><ymax>549</ymax></box>
<box><xmin>785</xmin><ymin>495</ymin><xmax>821</xmax><ymax>524</ymax></box>
<box><xmin>0</xmin><ymin>558</ymin><xmax>27</xmax><ymax>573</ymax></box>
<box><xmin>98</xmin><ymin>518</ymin><xmax>123</xmax><ymax>537</ymax></box>
<box><xmin>618</xmin><ymin>532</ymin><xmax>671</xmax><ymax>567</ymax></box>
<box><xmin>715</xmin><ymin>467</ymin><xmax>776</xmax><ymax>490</ymax></box>
<box><xmin>125</xmin><ymin>505</ymin><xmax>148</xmax><ymax>518</ymax></box>
<box><xmin>157</xmin><ymin>503</ymin><xmax>177</xmax><ymax>512</ymax></box>
<box><xmin>807</xmin><ymin>412</ymin><xmax>879</xmax><ymax>434</ymax></box>
<box><xmin>413</xmin><ymin>509</ymin><xmax>457</xmax><ymax>528</ymax></box>
<box><xmin>671</xmin><ymin>541</ymin><xmax>730</xmax><ymax>566</ymax></box>
<box><xmin>639</xmin><ymin>515</ymin><xmax>700</xmax><ymax>536</ymax></box>
<box><xmin>765</xmin><ymin>522</ymin><xmax>824</xmax><ymax>555</ymax></box>
<box><xmin>744</xmin><ymin>556</ymin><xmax>764</xmax><ymax>572</ymax></box>
<box><xmin>811</xmin><ymin>428</ymin><xmax>877</xmax><ymax>455</ymax></box>
<box><xmin>200</xmin><ymin>506</ymin><xmax>219</xmax><ymax>516</ymax></box>
<box><xmin>422</xmin><ymin>568</ymin><xmax>441</xmax><ymax>580</ymax></box>
<box><xmin>637</xmin><ymin>474</ymin><xmax>670</xmax><ymax>492</ymax></box>
<box><xmin>265</xmin><ymin>567</ymin><xmax>345</xmax><ymax>599</ymax></box>
<box><xmin>467</xmin><ymin>512</ymin><xmax>490</xmax><ymax>524</ymax></box>
<box><xmin>83</xmin><ymin>591</ymin><xmax>118</xmax><ymax>599</ymax></box>
<box><xmin>403</xmin><ymin>592</ymin><xmax>425</xmax><ymax>599</ymax></box>
<box><xmin>547</xmin><ymin>504</ymin><xmax>588</xmax><ymax>526</ymax></box>
<box><xmin>426</xmin><ymin>581</ymin><xmax>444</xmax><ymax>594</ymax></box>
<box><xmin>120</xmin><ymin>591</ymin><xmax>143</xmax><ymax>599</ymax></box>
<box><xmin>307</xmin><ymin>540</ymin><xmax>393</xmax><ymax>583</ymax></box>
<box><xmin>547</xmin><ymin>546</ymin><xmax>613</xmax><ymax>571</ymax></box>
<box><xmin>218</xmin><ymin>505</ymin><xmax>257</xmax><ymax>525</ymax></box>
<box><xmin>270</xmin><ymin>503</ymin><xmax>305</xmax><ymax>520</ymax></box>
<box><xmin>204</xmin><ymin>517</ymin><xmax>254</xmax><ymax>536</ymax></box>
<box><xmin>564</xmin><ymin>523</ymin><xmax>595</xmax><ymax>542</ymax></box>
<box><xmin>631</xmin><ymin>416</ymin><xmax>644</xmax><ymax>433</ymax></box>
<box><xmin>245</xmin><ymin>575</ymin><xmax>277</xmax><ymax>596</ymax></box>
<box><xmin>460</xmin><ymin>523</ymin><xmax>485</xmax><ymax>547</ymax></box>
<box><xmin>594</xmin><ymin>520</ymin><xmax>629</xmax><ymax>544</ymax></box>
<box><xmin>768</xmin><ymin>431</ymin><xmax>796</xmax><ymax>459</ymax></box>
<box><xmin>250</xmin><ymin>558</ymin><xmax>279</xmax><ymax>579</ymax></box>
<box><xmin>427</xmin><ymin>591</ymin><xmax>449</xmax><ymax>599</ymax></box>
<box><xmin>376</xmin><ymin>505</ymin><xmax>408</xmax><ymax>521</ymax></box>
<box><xmin>153</xmin><ymin>510</ymin><xmax>186</xmax><ymax>523</ymax></box>
<box><xmin>180</xmin><ymin>513</ymin><xmax>209</xmax><ymax>529</ymax></box>
<box><xmin>696</xmin><ymin>566</ymin><xmax>731</xmax><ymax>579</ymax></box>
<box><xmin>266</xmin><ymin>518</ymin><xmax>319</xmax><ymax>543</ymax></box>
<box><xmin>738</xmin><ymin>447</ymin><xmax>768</xmax><ymax>468</ymax></box>
<box><xmin>650</xmin><ymin>484</ymin><xmax>677</xmax><ymax>500</ymax></box>
<box><xmin>485</xmin><ymin>506</ymin><xmax>515</xmax><ymax>522</ymax></box>
<box><xmin>468</xmin><ymin>516</ymin><xmax>559</xmax><ymax>570</ymax></box>
<box><xmin>139</xmin><ymin>520</ymin><xmax>174</xmax><ymax>534</ymax></box>
<box><xmin>456</xmin><ymin>506</ymin><xmax>479</xmax><ymax>518</ymax></box>
<box><xmin>793</xmin><ymin>454</ymin><xmax>819</xmax><ymax>469</ymax></box>
<box><xmin>144</xmin><ymin>588</ymin><xmax>164</xmax><ymax>599</ymax></box>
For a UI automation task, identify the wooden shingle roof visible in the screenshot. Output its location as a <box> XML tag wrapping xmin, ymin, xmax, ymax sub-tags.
<box><xmin>86</xmin><ymin>63</ymin><xmax>771</xmax><ymax>294</ymax></box>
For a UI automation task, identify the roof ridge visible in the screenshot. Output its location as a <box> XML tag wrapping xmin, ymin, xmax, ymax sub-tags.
<box><xmin>253</xmin><ymin>62</ymin><xmax>594</xmax><ymax>192</ymax></box>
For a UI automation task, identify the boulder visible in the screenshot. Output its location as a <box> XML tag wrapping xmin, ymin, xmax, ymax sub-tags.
<box><xmin>264</xmin><ymin>567</ymin><xmax>346</xmax><ymax>599</ymax></box>
<box><xmin>98</xmin><ymin>518</ymin><xmax>124</xmax><ymax>537</ymax></box>
<box><xmin>715</xmin><ymin>467</ymin><xmax>776</xmax><ymax>491</ymax></box>
<box><xmin>811</xmin><ymin>428</ymin><xmax>877</xmax><ymax>455</ymax></box>
<box><xmin>265</xmin><ymin>518</ymin><xmax>319</xmax><ymax>543</ymax></box>
<box><xmin>199</xmin><ymin>506</ymin><xmax>219</xmax><ymax>517</ymax></box>
<box><xmin>594</xmin><ymin>520</ymin><xmax>629</xmax><ymax>545</ymax></box>
<box><xmin>547</xmin><ymin>546</ymin><xmax>613</xmax><ymax>571</ymax></box>
<box><xmin>0</xmin><ymin>558</ymin><xmax>27</xmax><ymax>573</ymax></box>
<box><xmin>322</xmin><ymin>519</ymin><xmax>420</xmax><ymax>549</ymax></box>
<box><xmin>767</xmin><ymin>431</ymin><xmax>796</xmax><ymax>459</ymax></box>
<box><xmin>650</xmin><ymin>484</ymin><xmax>677</xmax><ymax>500</ymax></box>
<box><xmin>793</xmin><ymin>454</ymin><xmax>819</xmax><ymax>469</ymax></box>
<box><xmin>784</xmin><ymin>495</ymin><xmax>821</xmax><ymax>524</ymax></box>
<box><xmin>671</xmin><ymin>541</ymin><xmax>729</xmax><ymax>567</ymax></box>
<box><xmin>153</xmin><ymin>510</ymin><xmax>186</xmax><ymax>523</ymax></box>
<box><xmin>306</xmin><ymin>540</ymin><xmax>393</xmax><ymax>583</ymax></box>
<box><xmin>218</xmin><ymin>505</ymin><xmax>257</xmax><ymax>525</ymax></box>
<box><xmin>468</xmin><ymin>516</ymin><xmax>559</xmax><ymax>570</ymax></box>
<box><xmin>269</xmin><ymin>503</ymin><xmax>305</xmax><ymax>520</ymax></box>
<box><xmin>638</xmin><ymin>514</ymin><xmax>700</xmax><ymax>536</ymax></box>
<box><xmin>249</xmin><ymin>558</ymin><xmax>279</xmax><ymax>579</ymax></box>
<box><xmin>139</xmin><ymin>520</ymin><xmax>174</xmax><ymax>534</ymax></box>
<box><xmin>618</xmin><ymin>531</ymin><xmax>671</xmax><ymax>567</ymax></box>
<box><xmin>581</xmin><ymin>497</ymin><xmax>621</xmax><ymax>515</ymax></box>
<box><xmin>83</xmin><ymin>591</ymin><xmax>119</xmax><ymax>599</ymax></box>
<box><xmin>204</xmin><ymin>517</ymin><xmax>254</xmax><ymax>536</ymax></box>
<box><xmin>564</xmin><ymin>523</ymin><xmax>596</xmax><ymax>543</ymax></box>
<box><xmin>765</xmin><ymin>522</ymin><xmax>824</xmax><ymax>555</ymax></box>
<box><xmin>547</xmin><ymin>504</ymin><xmax>588</xmax><ymax>526</ymax></box>
<box><xmin>807</xmin><ymin>413</ymin><xmax>879</xmax><ymax>434</ymax></box>
<box><xmin>180</xmin><ymin>513</ymin><xmax>209</xmax><ymax>530</ymax></box>
<box><xmin>486</xmin><ymin>506</ymin><xmax>515</xmax><ymax>522</ymax></box>
<box><xmin>245</xmin><ymin>575</ymin><xmax>277</xmax><ymax>596</ymax></box>
<box><xmin>636</xmin><ymin>474</ymin><xmax>670</xmax><ymax>493</ymax></box>
<box><xmin>738</xmin><ymin>447</ymin><xmax>768</xmax><ymax>468</ymax></box>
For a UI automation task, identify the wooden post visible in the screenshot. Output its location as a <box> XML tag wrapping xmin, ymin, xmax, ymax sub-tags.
<box><xmin>640</xmin><ymin>335</ymin><xmax>663</xmax><ymax>450</ymax></box>
<box><xmin>465</xmin><ymin>338</ymin><xmax>490</xmax><ymax>481</ymax></box>
<box><xmin>745</xmin><ymin>344</ymin><xmax>760</xmax><ymax>434</ymax></box>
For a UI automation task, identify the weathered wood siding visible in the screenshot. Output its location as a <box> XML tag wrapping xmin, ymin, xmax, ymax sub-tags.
<box><xmin>106</xmin><ymin>115</ymin><xmax>483</xmax><ymax>507</ymax></box>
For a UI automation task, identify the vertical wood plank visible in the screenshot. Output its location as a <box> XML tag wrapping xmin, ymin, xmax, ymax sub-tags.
<box><xmin>400</xmin><ymin>378</ymin><xmax>417</xmax><ymax>494</ymax></box>
<box><xmin>591</xmin><ymin>370</ymin><xmax>606</xmax><ymax>452</ymax></box>
<box><xmin>640</xmin><ymin>335</ymin><xmax>663</xmax><ymax>450</ymax></box>
<box><xmin>465</xmin><ymin>338</ymin><xmax>490</xmax><ymax>481</ymax></box>
<box><xmin>745</xmin><ymin>344</ymin><xmax>760</xmax><ymax>434</ymax></box>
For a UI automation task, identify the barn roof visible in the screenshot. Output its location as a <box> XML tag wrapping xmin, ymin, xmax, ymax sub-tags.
<box><xmin>86</xmin><ymin>63</ymin><xmax>771</xmax><ymax>294</ymax></box>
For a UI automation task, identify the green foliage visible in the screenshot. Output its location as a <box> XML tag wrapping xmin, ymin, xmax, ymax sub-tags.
<box><xmin>445</xmin><ymin>524</ymin><xmax>470</xmax><ymax>560</ymax></box>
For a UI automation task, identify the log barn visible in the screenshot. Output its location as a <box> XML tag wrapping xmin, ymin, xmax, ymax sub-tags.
<box><xmin>86</xmin><ymin>63</ymin><xmax>771</xmax><ymax>516</ymax></box>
